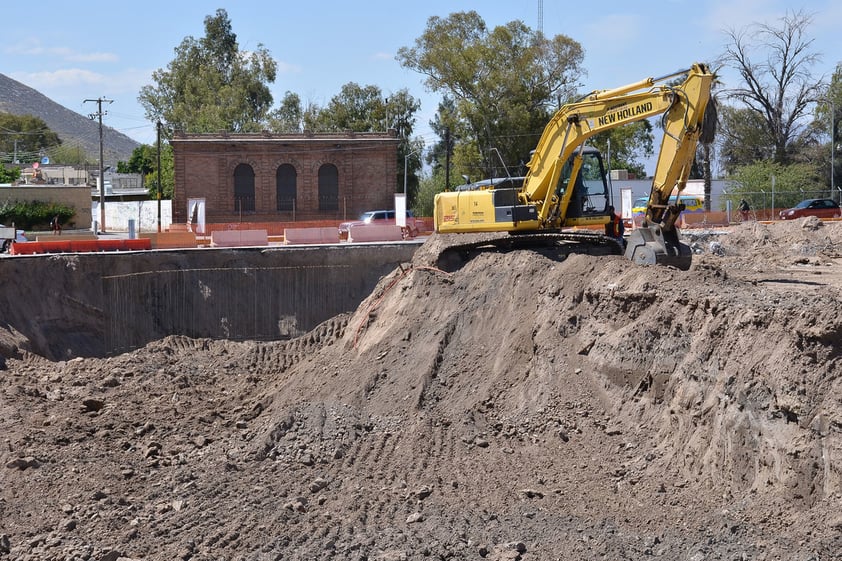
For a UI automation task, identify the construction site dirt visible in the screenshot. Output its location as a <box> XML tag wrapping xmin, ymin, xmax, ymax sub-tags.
<box><xmin>1</xmin><ymin>217</ymin><xmax>841</xmax><ymax>561</ymax></box>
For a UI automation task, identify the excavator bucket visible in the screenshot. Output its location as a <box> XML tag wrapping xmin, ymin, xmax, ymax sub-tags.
<box><xmin>624</xmin><ymin>225</ymin><xmax>692</xmax><ymax>270</ymax></box>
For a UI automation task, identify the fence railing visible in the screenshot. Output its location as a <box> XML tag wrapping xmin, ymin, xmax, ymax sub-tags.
<box><xmin>720</xmin><ymin>189</ymin><xmax>842</xmax><ymax>216</ymax></box>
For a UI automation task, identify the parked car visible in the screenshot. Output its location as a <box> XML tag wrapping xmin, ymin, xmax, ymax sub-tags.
<box><xmin>339</xmin><ymin>210</ymin><xmax>423</xmax><ymax>240</ymax></box>
<box><xmin>778</xmin><ymin>198</ymin><xmax>842</xmax><ymax>220</ymax></box>
<box><xmin>0</xmin><ymin>224</ymin><xmax>27</xmax><ymax>252</ymax></box>
<box><xmin>629</xmin><ymin>195</ymin><xmax>704</xmax><ymax>228</ymax></box>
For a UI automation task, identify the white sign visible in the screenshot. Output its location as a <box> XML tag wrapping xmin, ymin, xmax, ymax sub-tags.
<box><xmin>394</xmin><ymin>194</ymin><xmax>407</xmax><ymax>228</ymax></box>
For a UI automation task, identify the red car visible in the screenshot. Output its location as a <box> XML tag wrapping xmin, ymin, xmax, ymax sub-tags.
<box><xmin>778</xmin><ymin>199</ymin><xmax>842</xmax><ymax>220</ymax></box>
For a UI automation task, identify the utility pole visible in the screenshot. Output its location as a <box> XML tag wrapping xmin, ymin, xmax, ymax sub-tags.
<box><xmin>157</xmin><ymin>121</ymin><xmax>163</xmax><ymax>232</ymax></box>
<box><xmin>84</xmin><ymin>97</ymin><xmax>113</xmax><ymax>232</ymax></box>
<box><xmin>444</xmin><ymin>128</ymin><xmax>451</xmax><ymax>192</ymax></box>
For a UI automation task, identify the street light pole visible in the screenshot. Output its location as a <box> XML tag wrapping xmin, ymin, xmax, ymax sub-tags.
<box><xmin>403</xmin><ymin>150</ymin><xmax>418</xmax><ymax>198</ymax></box>
<box><xmin>831</xmin><ymin>97</ymin><xmax>836</xmax><ymax>195</ymax></box>
<box><xmin>822</xmin><ymin>92</ymin><xmax>837</xmax><ymax>199</ymax></box>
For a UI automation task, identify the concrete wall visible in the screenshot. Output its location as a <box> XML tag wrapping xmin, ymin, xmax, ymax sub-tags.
<box><xmin>0</xmin><ymin>185</ymin><xmax>92</xmax><ymax>227</ymax></box>
<box><xmin>0</xmin><ymin>244</ymin><xmax>418</xmax><ymax>360</ymax></box>
<box><xmin>92</xmin><ymin>199</ymin><xmax>173</xmax><ymax>232</ymax></box>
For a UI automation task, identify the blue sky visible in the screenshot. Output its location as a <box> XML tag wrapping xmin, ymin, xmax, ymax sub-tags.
<box><xmin>3</xmin><ymin>0</ymin><xmax>841</xmax><ymax>170</ymax></box>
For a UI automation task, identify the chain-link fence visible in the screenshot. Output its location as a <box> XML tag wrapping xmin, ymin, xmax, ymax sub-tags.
<box><xmin>720</xmin><ymin>188</ymin><xmax>842</xmax><ymax>221</ymax></box>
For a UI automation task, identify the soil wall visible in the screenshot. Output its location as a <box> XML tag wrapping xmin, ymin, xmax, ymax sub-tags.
<box><xmin>0</xmin><ymin>244</ymin><xmax>418</xmax><ymax>360</ymax></box>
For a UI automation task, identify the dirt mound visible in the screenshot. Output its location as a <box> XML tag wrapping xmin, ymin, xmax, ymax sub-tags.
<box><xmin>2</xmin><ymin>219</ymin><xmax>842</xmax><ymax>560</ymax></box>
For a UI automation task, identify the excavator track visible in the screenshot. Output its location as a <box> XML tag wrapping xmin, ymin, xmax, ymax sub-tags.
<box><xmin>435</xmin><ymin>231</ymin><xmax>624</xmax><ymax>272</ymax></box>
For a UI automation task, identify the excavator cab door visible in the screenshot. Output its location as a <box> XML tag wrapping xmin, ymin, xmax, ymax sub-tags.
<box><xmin>557</xmin><ymin>147</ymin><xmax>610</xmax><ymax>220</ymax></box>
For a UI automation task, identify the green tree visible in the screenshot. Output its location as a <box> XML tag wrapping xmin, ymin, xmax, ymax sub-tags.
<box><xmin>309</xmin><ymin>83</ymin><xmax>423</xmax><ymax>201</ymax></box>
<box><xmin>720</xmin><ymin>9</ymin><xmax>824</xmax><ymax>165</ymax></box>
<box><xmin>0</xmin><ymin>113</ymin><xmax>61</xmax><ymax>164</ymax></box>
<box><xmin>718</xmin><ymin>105</ymin><xmax>774</xmax><ymax>173</ymax></box>
<box><xmin>118</xmin><ymin>144</ymin><xmax>155</xmax><ymax>176</ymax></box>
<box><xmin>398</xmin><ymin>11</ymin><xmax>584</xmax><ymax>178</ymax></box>
<box><xmin>267</xmin><ymin>92</ymin><xmax>305</xmax><ymax>133</ymax></box>
<box><xmin>427</xmin><ymin>96</ymin><xmax>471</xmax><ymax>188</ymax></box>
<box><xmin>726</xmin><ymin>160</ymin><xmax>824</xmax><ymax>210</ymax></box>
<box><xmin>812</xmin><ymin>62</ymin><xmax>842</xmax><ymax>190</ymax></box>
<box><xmin>138</xmin><ymin>9</ymin><xmax>277</xmax><ymax>133</ymax></box>
<box><xmin>0</xmin><ymin>163</ymin><xmax>21</xmax><ymax>183</ymax></box>
<box><xmin>414</xmin><ymin>167</ymin><xmax>449</xmax><ymax>217</ymax></box>
<box><xmin>589</xmin><ymin>121</ymin><xmax>654</xmax><ymax>179</ymax></box>
<box><xmin>313</xmin><ymin>83</ymin><xmax>385</xmax><ymax>132</ymax></box>
<box><xmin>0</xmin><ymin>199</ymin><xmax>74</xmax><ymax>230</ymax></box>
<box><xmin>151</xmin><ymin>143</ymin><xmax>175</xmax><ymax>199</ymax></box>
<box><xmin>116</xmin><ymin>143</ymin><xmax>174</xmax><ymax>199</ymax></box>
<box><xmin>816</xmin><ymin>63</ymin><xmax>842</xmax><ymax>139</ymax></box>
<box><xmin>47</xmin><ymin>142</ymin><xmax>91</xmax><ymax>165</ymax></box>
<box><xmin>310</xmin><ymin>83</ymin><xmax>420</xmax><ymax>137</ymax></box>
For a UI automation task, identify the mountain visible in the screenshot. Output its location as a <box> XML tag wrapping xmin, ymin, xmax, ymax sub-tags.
<box><xmin>0</xmin><ymin>73</ymin><xmax>140</xmax><ymax>165</ymax></box>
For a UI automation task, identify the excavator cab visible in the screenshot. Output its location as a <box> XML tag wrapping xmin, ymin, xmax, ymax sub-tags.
<box><xmin>556</xmin><ymin>146</ymin><xmax>610</xmax><ymax>221</ymax></box>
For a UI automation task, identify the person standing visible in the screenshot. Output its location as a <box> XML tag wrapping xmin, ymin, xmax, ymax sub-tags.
<box><xmin>738</xmin><ymin>199</ymin><xmax>751</xmax><ymax>221</ymax></box>
<box><xmin>605</xmin><ymin>206</ymin><xmax>625</xmax><ymax>248</ymax></box>
<box><xmin>51</xmin><ymin>215</ymin><xmax>62</xmax><ymax>235</ymax></box>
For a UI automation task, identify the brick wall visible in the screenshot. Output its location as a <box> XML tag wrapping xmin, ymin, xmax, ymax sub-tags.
<box><xmin>171</xmin><ymin>131</ymin><xmax>400</xmax><ymax>225</ymax></box>
<box><xmin>0</xmin><ymin>186</ymin><xmax>93</xmax><ymax>228</ymax></box>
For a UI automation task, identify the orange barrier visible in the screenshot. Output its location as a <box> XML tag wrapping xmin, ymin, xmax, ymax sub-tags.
<box><xmin>125</xmin><ymin>238</ymin><xmax>152</xmax><ymax>250</ymax></box>
<box><xmin>8</xmin><ymin>238</ymin><xmax>153</xmax><ymax>255</ymax></box>
<box><xmin>347</xmin><ymin>224</ymin><xmax>404</xmax><ymax>243</ymax></box>
<box><xmin>39</xmin><ymin>240</ymin><xmax>73</xmax><ymax>253</ymax></box>
<box><xmin>69</xmin><ymin>240</ymin><xmax>102</xmax><ymax>252</ymax></box>
<box><xmin>283</xmin><ymin>227</ymin><xmax>339</xmax><ymax>245</ymax></box>
<box><xmin>102</xmin><ymin>239</ymin><xmax>128</xmax><ymax>251</ymax></box>
<box><xmin>200</xmin><ymin>217</ymin><xmax>435</xmax><ymax>238</ymax></box>
<box><xmin>10</xmin><ymin>242</ymin><xmax>44</xmax><ymax>255</ymax></box>
<box><xmin>210</xmin><ymin>229</ymin><xmax>269</xmax><ymax>247</ymax></box>
<box><xmin>145</xmin><ymin>231</ymin><xmax>197</xmax><ymax>249</ymax></box>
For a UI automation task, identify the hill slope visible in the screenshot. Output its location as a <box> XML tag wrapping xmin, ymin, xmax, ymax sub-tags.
<box><xmin>0</xmin><ymin>73</ymin><xmax>140</xmax><ymax>165</ymax></box>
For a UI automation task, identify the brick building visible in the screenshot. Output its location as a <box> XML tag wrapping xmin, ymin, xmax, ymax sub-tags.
<box><xmin>170</xmin><ymin>130</ymin><xmax>401</xmax><ymax>225</ymax></box>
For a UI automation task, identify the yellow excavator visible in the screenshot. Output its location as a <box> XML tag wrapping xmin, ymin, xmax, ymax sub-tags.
<box><xmin>434</xmin><ymin>63</ymin><xmax>715</xmax><ymax>270</ymax></box>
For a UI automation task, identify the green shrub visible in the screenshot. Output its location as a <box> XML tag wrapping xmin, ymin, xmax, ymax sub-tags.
<box><xmin>0</xmin><ymin>200</ymin><xmax>75</xmax><ymax>230</ymax></box>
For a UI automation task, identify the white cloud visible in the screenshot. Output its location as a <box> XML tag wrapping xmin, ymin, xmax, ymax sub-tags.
<box><xmin>276</xmin><ymin>60</ymin><xmax>302</xmax><ymax>74</ymax></box>
<box><xmin>704</xmin><ymin>0</ymin><xmax>798</xmax><ymax>35</ymax></box>
<box><xmin>583</xmin><ymin>13</ymin><xmax>645</xmax><ymax>47</ymax></box>
<box><xmin>4</xmin><ymin>38</ymin><xmax>119</xmax><ymax>63</ymax></box>
<box><xmin>9</xmin><ymin>67</ymin><xmax>153</xmax><ymax>107</ymax></box>
<box><xmin>371</xmin><ymin>52</ymin><xmax>394</xmax><ymax>61</ymax></box>
<box><xmin>13</xmin><ymin>68</ymin><xmax>109</xmax><ymax>88</ymax></box>
<box><xmin>66</xmin><ymin>51</ymin><xmax>120</xmax><ymax>63</ymax></box>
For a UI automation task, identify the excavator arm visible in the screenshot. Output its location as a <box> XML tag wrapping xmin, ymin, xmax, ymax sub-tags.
<box><xmin>434</xmin><ymin>63</ymin><xmax>714</xmax><ymax>269</ymax></box>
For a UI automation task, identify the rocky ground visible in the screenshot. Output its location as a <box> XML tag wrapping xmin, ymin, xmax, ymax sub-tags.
<box><xmin>2</xmin><ymin>218</ymin><xmax>842</xmax><ymax>561</ymax></box>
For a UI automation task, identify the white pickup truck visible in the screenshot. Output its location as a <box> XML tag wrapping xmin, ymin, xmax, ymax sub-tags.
<box><xmin>338</xmin><ymin>210</ymin><xmax>424</xmax><ymax>240</ymax></box>
<box><xmin>1</xmin><ymin>224</ymin><xmax>26</xmax><ymax>252</ymax></box>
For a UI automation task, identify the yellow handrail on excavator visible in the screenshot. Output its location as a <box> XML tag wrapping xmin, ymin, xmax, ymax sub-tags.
<box><xmin>434</xmin><ymin>63</ymin><xmax>714</xmax><ymax>269</ymax></box>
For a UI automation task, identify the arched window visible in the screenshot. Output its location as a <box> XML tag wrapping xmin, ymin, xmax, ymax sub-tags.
<box><xmin>234</xmin><ymin>163</ymin><xmax>255</xmax><ymax>212</ymax></box>
<box><xmin>276</xmin><ymin>164</ymin><xmax>297</xmax><ymax>211</ymax></box>
<box><xmin>318</xmin><ymin>163</ymin><xmax>339</xmax><ymax>211</ymax></box>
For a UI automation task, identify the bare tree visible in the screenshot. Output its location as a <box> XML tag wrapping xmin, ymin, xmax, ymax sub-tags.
<box><xmin>721</xmin><ymin>9</ymin><xmax>824</xmax><ymax>165</ymax></box>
